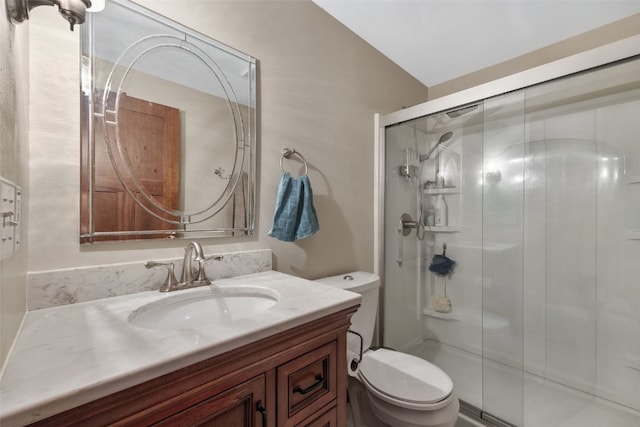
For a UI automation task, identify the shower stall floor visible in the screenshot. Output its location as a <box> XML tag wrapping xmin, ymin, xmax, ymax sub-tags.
<box><xmin>412</xmin><ymin>340</ymin><xmax>639</xmax><ymax>427</ymax></box>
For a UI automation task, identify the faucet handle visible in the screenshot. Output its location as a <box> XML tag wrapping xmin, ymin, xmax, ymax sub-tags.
<box><xmin>204</xmin><ymin>254</ymin><xmax>224</xmax><ymax>262</ymax></box>
<box><xmin>145</xmin><ymin>261</ymin><xmax>178</xmax><ymax>292</ymax></box>
<box><xmin>196</xmin><ymin>254</ymin><xmax>224</xmax><ymax>281</ymax></box>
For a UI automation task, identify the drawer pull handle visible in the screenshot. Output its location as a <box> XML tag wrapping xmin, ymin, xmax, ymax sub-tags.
<box><xmin>256</xmin><ymin>400</ymin><xmax>267</xmax><ymax>427</ymax></box>
<box><xmin>293</xmin><ymin>374</ymin><xmax>324</xmax><ymax>395</ymax></box>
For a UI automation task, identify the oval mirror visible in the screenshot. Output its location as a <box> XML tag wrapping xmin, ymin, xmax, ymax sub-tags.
<box><xmin>80</xmin><ymin>0</ymin><xmax>256</xmax><ymax>243</ymax></box>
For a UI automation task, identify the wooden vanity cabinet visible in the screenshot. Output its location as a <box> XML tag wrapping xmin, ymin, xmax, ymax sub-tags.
<box><xmin>28</xmin><ymin>306</ymin><xmax>357</xmax><ymax>427</ymax></box>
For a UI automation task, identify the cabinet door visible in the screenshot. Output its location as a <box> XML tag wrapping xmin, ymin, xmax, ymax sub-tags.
<box><xmin>154</xmin><ymin>374</ymin><xmax>267</xmax><ymax>427</ymax></box>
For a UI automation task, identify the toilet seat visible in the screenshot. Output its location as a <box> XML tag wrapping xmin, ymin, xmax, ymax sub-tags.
<box><xmin>357</xmin><ymin>348</ymin><xmax>453</xmax><ymax>411</ymax></box>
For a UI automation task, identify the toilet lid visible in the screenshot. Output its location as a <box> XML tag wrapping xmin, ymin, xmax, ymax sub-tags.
<box><xmin>358</xmin><ymin>349</ymin><xmax>453</xmax><ymax>408</ymax></box>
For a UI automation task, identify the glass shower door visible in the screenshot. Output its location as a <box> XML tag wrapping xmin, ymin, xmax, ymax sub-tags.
<box><xmin>382</xmin><ymin>106</ymin><xmax>488</xmax><ymax>415</ymax></box>
<box><xmin>482</xmin><ymin>92</ymin><xmax>525</xmax><ymax>426</ymax></box>
<box><xmin>382</xmin><ymin>122</ymin><xmax>424</xmax><ymax>353</ymax></box>
<box><xmin>518</xmin><ymin>58</ymin><xmax>640</xmax><ymax>427</ymax></box>
<box><xmin>379</xmin><ymin>53</ymin><xmax>640</xmax><ymax>427</ymax></box>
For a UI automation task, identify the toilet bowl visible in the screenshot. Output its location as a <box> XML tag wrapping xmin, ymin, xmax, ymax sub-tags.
<box><xmin>315</xmin><ymin>272</ymin><xmax>459</xmax><ymax>427</ymax></box>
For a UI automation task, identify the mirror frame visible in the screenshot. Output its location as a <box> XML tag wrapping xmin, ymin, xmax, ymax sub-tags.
<box><xmin>79</xmin><ymin>0</ymin><xmax>257</xmax><ymax>243</ymax></box>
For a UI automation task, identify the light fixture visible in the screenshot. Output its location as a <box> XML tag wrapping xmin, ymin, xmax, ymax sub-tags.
<box><xmin>6</xmin><ymin>0</ymin><xmax>92</xmax><ymax>31</ymax></box>
<box><xmin>87</xmin><ymin>0</ymin><xmax>104</xmax><ymax>12</ymax></box>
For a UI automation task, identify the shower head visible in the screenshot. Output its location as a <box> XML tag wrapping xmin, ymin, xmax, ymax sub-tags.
<box><xmin>419</xmin><ymin>131</ymin><xmax>454</xmax><ymax>162</ymax></box>
<box><xmin>438</xmin><ymin>131</ymin><xmax>454</xmax><ymax>144</ymax></box>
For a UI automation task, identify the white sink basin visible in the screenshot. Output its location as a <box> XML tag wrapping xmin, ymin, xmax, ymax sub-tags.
<box><xmin>129</xmin><ymin>286</ymin><xmax>279</xmax><ymax>330</ymax></box>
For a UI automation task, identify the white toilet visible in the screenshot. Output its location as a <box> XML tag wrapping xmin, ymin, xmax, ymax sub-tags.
<box><xmin>316</xmin><ymin>272</ymin><xmax>459</xmax><ymax>427</ymax></box>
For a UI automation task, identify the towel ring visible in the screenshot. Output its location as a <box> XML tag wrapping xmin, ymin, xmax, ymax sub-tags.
<box><xmin>280</xmin><ymin>148</ymin><xmax>308</xmax><ymax>176</ymax></box>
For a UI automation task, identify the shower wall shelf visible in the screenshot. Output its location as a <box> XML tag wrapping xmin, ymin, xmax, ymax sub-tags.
<box><xmin>424</xmin><ymin>187</ymin><xmax>460</xmax><ymax>195</ymax></box>
<box><xmin>623</xmin><ymin>174</ymin><xmax>640</xmax><ymax>185</ymax></box>
<box><xmin>423</xmin><ymin>308</ymin><xmax>460</xmax><ymax>321</ymax></box>
<box><xmin>423</xmin><ymin>149</ymin><xmax>462</xmax><ymax>228</ymax></box>
<box><xmin>624</xmin><ymin>230</ymin><xmax>640</xmax><ymax>240</ymax></box>
<box><xmin>424</xmin><ymin>225</ymin><xmax>462</xmax><ymax>233</ymax></box>
<box><xmin>624</xmin><ymin>174</ymin><xmax>639</xmax><ymax>237</ymax></box>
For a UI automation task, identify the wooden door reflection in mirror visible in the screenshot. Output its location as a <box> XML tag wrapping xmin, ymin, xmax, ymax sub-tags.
<box><xmin>86</xmin><ymin>95</ymin><xmax>180</xmax><ymax>240</ymax></box>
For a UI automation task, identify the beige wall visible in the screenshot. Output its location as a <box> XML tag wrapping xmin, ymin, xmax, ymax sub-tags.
<box><xmin>26</xmin><ymin>0</ymin><xmax>427</xmax><ymax>279</ymax></box>
<box><xmin>429</xmin><ymin>13</ymin><xmax>640</xmax><ymax>100</ymax></box>
<box><xmin>6</xmin><ymin>1</ymin><xmax>638</xmax><ymax>368</ymax></box>
<box><xmin>0</xmin><ymin>0</ymin><xmax>29</xmax><ymax>366</ymax></box>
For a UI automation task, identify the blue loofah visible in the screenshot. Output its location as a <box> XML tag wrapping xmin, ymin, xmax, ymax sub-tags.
<box><xmin>428</xmin><ymin>253</ymin><xmax>456</xmax><ymax>277</ymax></box>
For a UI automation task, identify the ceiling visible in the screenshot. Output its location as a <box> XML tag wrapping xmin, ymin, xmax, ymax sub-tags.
<box><xmin>312</xmin><ymin>0</ymin><xmax>640</xmax><ymax>87</ymax></box>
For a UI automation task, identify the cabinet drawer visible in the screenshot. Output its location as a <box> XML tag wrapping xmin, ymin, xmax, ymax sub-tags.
<box><xmin>277</xmin><ymin>341</ymin><xmax>337</xmax><ymax>426</ymax></box>
<box><xmin>303</xmin><ymin>407</ymin><xmax>337</xmax><ymax>427</ymax></box>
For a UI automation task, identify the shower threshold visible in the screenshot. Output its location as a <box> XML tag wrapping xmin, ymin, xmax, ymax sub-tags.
<box><xmin>410</xmin><ymin>340</ymin><xmax>640</xmax><ymax>427</ymax></box>
<box><xmin>458</xmin><ymin>400</ymin><xmax>514</xmax><ymax>427</ymax></box>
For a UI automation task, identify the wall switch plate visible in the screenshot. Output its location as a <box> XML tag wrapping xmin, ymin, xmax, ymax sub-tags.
<box><xmin>0</xmin><ymin>177</ymin><xmax>21</xmax><ymax>261</ymax></box>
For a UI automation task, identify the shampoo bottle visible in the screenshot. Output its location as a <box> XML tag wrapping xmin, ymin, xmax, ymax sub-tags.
<box><xmin>426</xmin><ymin>207</ymin><xmax>435</xmax><ymax>226</ymax></box>
<box><xmin>434</xmin><ymin>195</ymin><xmax>448</xmax><ymax>226</ymax></box>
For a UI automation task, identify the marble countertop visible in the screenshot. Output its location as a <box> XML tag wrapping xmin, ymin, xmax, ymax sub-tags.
<box><xmin>0</xmin><ymin>271</ymin><xmax>361</xmax><ymax>426</ymax></box>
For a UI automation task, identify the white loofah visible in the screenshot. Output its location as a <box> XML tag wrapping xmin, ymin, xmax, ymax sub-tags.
<box><xmin>433</xmin><ymin>295</ymin><xmax>452</xmax><ymax>313</ymax></box>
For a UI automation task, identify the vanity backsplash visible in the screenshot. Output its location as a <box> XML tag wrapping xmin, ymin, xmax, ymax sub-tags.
<box><xmin>27</xmin><ymin>249</ymin><xmax>272</xmax><ymax>310</ymax></box>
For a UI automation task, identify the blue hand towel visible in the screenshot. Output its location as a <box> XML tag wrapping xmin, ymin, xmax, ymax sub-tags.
<box><xmin>295</xmin><ymin>174</ymin><xmax>320</xmax><ymax>240</ymax></box>
<box><xmin>268</xmin><ymin>172</ymin><xmax>319</xmax><ymax>242</ymax></box>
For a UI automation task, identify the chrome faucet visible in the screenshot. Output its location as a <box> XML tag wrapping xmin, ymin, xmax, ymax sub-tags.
<box><xmin>180</xmin><ymin>241</ymin><xmax>206</xmax><ymax>286</ymax></box>
<box><xmin>145</xmin><ymin>241</ymin><xmax>224</xmax><ymax>292</ymax></box>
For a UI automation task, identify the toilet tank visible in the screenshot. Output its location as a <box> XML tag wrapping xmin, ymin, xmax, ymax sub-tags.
<box><xmin>315</xmin><ymin>272</ymin><xmax>380</xmax><ymax>353</ymax></box>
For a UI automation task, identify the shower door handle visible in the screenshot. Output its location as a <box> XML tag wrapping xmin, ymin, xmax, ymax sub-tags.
<box><xmin>397</xmin><ymin>213</ymin><xmax>417</xmax><ymax>266</ymax></box>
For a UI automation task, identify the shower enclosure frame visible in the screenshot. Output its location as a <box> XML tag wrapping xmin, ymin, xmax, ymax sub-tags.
<box><xmin>373</xmin><ymin>34</ymin><xmax>640</xmax><ymax>425</ymax></box>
